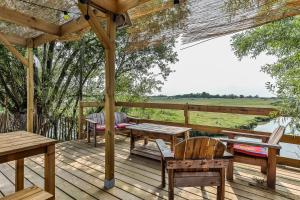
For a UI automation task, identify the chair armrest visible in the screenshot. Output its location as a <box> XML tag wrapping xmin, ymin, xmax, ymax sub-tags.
<box><xmin>85</xmin><ymin>118</ymin><xmax>98</xmax><ymax>124</ymax></box>
<box><xmin>220</xmin><ymin>138</ymin><xmax>281</xmax><ymax>149</ymax></box>
<box><xmin>221</xmin><ymin>130</ymin><xmax>270</xmax><ymax>140</ymax></box>
<box><xmin>156</xmin><ymin>139</ymin><xmax>174</xmax><ymax>159</ymax></box>
<box><xmin>127</xmin><ymin>116</ymin><xmax>141</xmax><ymax>123</ymax></box>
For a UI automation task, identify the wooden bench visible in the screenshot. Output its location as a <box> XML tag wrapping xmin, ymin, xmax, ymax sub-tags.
<box><xmin>0</xmin><ymin>186</ymin><xmax>53</xmax><ymax>200</ymax></box>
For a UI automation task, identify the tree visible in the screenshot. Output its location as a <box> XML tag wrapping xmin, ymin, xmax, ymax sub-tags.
<box><xmin>0</xmin><ymin>28</ymin><xmax>178</xmax><ymax>135</ymax></box>
<box><xmin>0</xmin><ymin>2</ymin><xmax>185</xmax><ymax>138</ymax></box>
<box><xmin>231</xmin><ymin>16</ymin><xmax>300</xmax><ymax>131</ymax></box>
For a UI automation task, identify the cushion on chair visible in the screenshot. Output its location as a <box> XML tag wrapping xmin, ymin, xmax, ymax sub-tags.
<box><xmin>116</xmin><ymin>123</ymin><xmax>135</xmax><ymax>129</ymax></box>
<box><xmin>233</xmin><ymin>144</ymin><xmax>267</xmax><ymax>158</ymax></box>
<box><xmin>95</xmin><ymin>124</ymin><xmax>119</xmax><ymax>131</ymax></box>
<box><xmin>95</xmin><ymin>124</ymin><xmax>106</xmax><ymax>131</ymax></box>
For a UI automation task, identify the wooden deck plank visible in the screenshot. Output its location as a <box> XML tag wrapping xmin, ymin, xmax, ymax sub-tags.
<box><xmin>31</xmin><ymin>156</ymin><xmax>143</xmax><ymax>200</ymax></box>
<box><xmin>26</xmin><ymin>158</ymin><xmax>116</xmax><ymax>200</ymax></box>
<box><xmin>4</xmin><ymin>162</ymin><xmax>74</xmax><ymax>200</ymax></box>
<box><xmin>57</xmin><ymin>146</ymin><xmax>198</xmax><ymax>200</ymax></box>
<box><xmin>68</xmin><ymin>140</ymin><xmax>292</xmax><ymax>200</ymax></box>
<box><xmin>0</xmin><ymin>138</ymin><xmax>299</xmax><ymax>200</ymax></box>
<box><xmin>63</xmin><ymin>142</ymin><xmax>244</xmax><ymax>200</ymax></box>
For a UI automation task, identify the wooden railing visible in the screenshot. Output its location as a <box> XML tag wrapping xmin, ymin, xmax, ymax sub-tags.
<box><xmin>0</xmin><ymin>113</ymin><xmax>78</xmax><ymax>141</ymax></box>
<box><xmin>79</xmin><ymin>101</ymin><xmax>300</xmax><ymax>168</ymax></box>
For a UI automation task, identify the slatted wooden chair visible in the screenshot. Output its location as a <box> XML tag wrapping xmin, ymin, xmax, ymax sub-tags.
<box><xmin>220</xmin><ymin>126</ymin><xmax>285</xmax><ymax>189</ymax></box>
<box><xmin>156</xmin><ymin>137</ymin><xmax>233</xmax><ymax>200</ymax></box>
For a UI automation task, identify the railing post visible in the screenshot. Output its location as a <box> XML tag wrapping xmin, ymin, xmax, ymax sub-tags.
<box><xmin>78</xmin><ymin>101</ymin><xmax>83</xmax><ymax>139</ymax></box>
<box><xmin>184</xmin><ymin>103</ymin><xmax>189</xmax><ymax>126</ymax></box>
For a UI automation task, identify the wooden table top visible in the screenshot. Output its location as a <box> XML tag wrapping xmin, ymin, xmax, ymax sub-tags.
<box><xmin>0</xmin><ymin>131</ymin><xmax>57</xmax><ymax>157</ymax></box>
<box><xmin>127</xmin><ymin>123</ymin><xmax>191</xmax><ymax>135</ymax></box>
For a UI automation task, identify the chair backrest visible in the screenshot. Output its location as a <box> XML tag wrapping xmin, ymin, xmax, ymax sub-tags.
<box><xmin>114</xmin><ymin>112</ymin><xmax>128</xmax><ymax>124</ymax></box>
<box><xmin>86</xmin><ymin>112</ymin><xmax>105</xmax><ymax>125</ymax></box>
<box><xmin>86</xmin><ymin>112</ymin><xmax>128</xmax><ymax>125</ymax></box>
<box><xmin>268</xmin><ymin>126</ymin><xmax>285</xmax><ymax>145</ymax></box>
<box><xmin>174</xmin><ymin>137</ymin><xmax>225</xmax><ymax>160</ymax></box>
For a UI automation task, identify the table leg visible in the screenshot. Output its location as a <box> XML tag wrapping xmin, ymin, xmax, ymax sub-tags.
<box><xmin>15</xmin><ymin>159</ymin><xmax>24</xmax><ymax>192</ymax></box>
<box><xmin>130</xmin><ymin>131</ymin><xmax>135</xmax><ymax>152</ymax></box>
<box><xmin>185</xmin><ymin>131</ymin><xmax>190</xmax><ymax>139</ymax></box>
<box><xmin>45</xmin><ymin>144</ymin><xmax>55</xmax><ymax>199</ymax></box>
<box><xmin>171</xmin><ymin>136</ymin><xmax>176</xmax><ymax>152</ymax></box>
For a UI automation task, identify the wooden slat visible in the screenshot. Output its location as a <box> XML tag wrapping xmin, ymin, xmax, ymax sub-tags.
<box><xmin>0</xmin><ymin>6</ymin><xmax>60</xmax><ymax>36</ymax></box>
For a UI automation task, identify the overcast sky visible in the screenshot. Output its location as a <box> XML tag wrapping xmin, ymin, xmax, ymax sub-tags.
<box><xmin>156</xmin><ymin>34</ymin><xmax>276</xmax><ymax>97</ymax></box>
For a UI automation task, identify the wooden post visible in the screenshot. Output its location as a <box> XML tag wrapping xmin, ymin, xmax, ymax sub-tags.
<box><xmin>104</xmin><ymin>14</ymin><xmax>116</xmax><ymax>189</ymax></box>
<box><xmin>15</xmin><ymin>159</ymin><xmax>24</xmax><ymax>191</ymax></box>
<box><xmin>78</xmin><ymin>101</ymin><xmax>83</xmax><ymax>139</ymax></box>
<box><xmin>27</xmin><ymin>47</ymin><xmax>34</xmax><ymax>132</ymax></box>
<box><xmin>184</xmin><ymin>103</ymin><xmax>189</xmax><ymax>126</ymax></box>
<box><xmin>45</xmin><ymin>145</ymin><xmax>55</xmax><ymax>199</ymax></box>
<box><xmin>267</xmin><ymin>148</ymin><xmax>277</xmax><ymax>189</ymax></box>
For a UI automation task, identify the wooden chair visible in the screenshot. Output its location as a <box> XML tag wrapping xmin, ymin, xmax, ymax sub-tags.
<box><xmin>220</xmin><ymin>126</ymin><xmax>285</xmax><ymax>189</ymax></box>
<box><xmin>156</xmin><ymin>137</ymin><xmax>233</xmax><ymax>200</ymax></box>
<box><xmin>85</xmin><ymin>112</ymin><xmax>138</xmax><ymax>146</ymax></box>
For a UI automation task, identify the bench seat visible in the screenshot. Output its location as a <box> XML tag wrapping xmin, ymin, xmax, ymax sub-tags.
<box><xmin>0</xmin><ymin>186</ymin><xmax>53</xmax><ymax>200</ymax></box>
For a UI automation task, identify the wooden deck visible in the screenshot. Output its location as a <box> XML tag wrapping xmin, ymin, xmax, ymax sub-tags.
<box><xmin>0</xmin><ymin>136</ymin><xmax>299</xmax><ymax>200</ymax></box>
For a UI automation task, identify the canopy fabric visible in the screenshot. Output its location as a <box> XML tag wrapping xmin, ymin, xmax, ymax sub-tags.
<box><xmin>0</xmin><ymin>0</ymin><xmax>300</xmax><ymax>46</ymax></box>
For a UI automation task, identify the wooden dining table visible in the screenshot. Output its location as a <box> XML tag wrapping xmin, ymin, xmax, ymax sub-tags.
<box><xmin>0</xmin><ymin>131</ymin><xmax>57</xmax><ymax>198</ymax></box>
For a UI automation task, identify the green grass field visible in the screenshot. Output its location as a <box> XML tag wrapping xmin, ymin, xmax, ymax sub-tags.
<box><xmin>126</xmin><ymin>98</ymin><xmax>278</xmax><ymax>129</ymax></box>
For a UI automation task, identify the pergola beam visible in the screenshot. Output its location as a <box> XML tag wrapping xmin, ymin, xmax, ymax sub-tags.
<box><xmin>91</xmin><ymin>0</ymin><xmax>118</xmax><ymax>13</ymax></box>
<box><xmin>0</xmin><ymin>32</ymin><xmax>27</xmax><ymax>47</ymax></box>
<box><xmin>0</xmin><ymin>32</ymin><xmax>28</xmax><ymax>66</ymax></box>
<box><xmin>60</xmin><ymin>16</ymin><xmax>90</xmax><ymax>36</ymax></box>
<box><xmin>117</xmin><ymin>0</ymin><xmax>151</xmax><ymax>13</ymax></box>
<box><xmin>0</xmin><ymin>6</ymin><xmax>60</xmax><ymax>36</ymax></box>
<box><xmin>78</xmin><ymin>3</ymin><xmax>112</xmax><ymax>49</ymax></box>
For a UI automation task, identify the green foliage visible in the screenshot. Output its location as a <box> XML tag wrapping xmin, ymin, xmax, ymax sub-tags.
<box><xmin>231</xmin><ymin>16</ymin><xmax>300</xmax><ymax>131</ymax></box>
<box><xmin>0</xmin><ymin>28</ymin><xmax>178</xmax><ymax>125</ymax></box>
<box><xmin>126</xmin><ymin>98</ymin><xmax>274</xmax><ymax>129</ymax></box>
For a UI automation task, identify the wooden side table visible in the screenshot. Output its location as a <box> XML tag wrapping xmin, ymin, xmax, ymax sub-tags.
<box><xmin>127</xmin><ymin>123</ymin><xmax>191</xmax><ymax>160</ymax></box>
<box><xmin>0</xmin><ymin>131</ymin><xmax>57</xmax><ymax>199</ymax></box>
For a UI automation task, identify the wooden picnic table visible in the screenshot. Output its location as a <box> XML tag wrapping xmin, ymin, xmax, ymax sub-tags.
<box><xmin>126</xmin><ymin>123</ymin><xmax>191</xmax><ymax>160</ymax></box>
<box><xmin>0</xmin><ymin>131</ymin><xmax>57</xmax><ymax>199</ymax></box>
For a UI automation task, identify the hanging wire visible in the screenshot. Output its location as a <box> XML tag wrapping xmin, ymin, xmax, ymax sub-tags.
<box><xmin>180</xmin><ymin>37</ymin><xmax>218</xmax><ymax>50</ymax></box>
<box><xmin>17</xmin><ymin>0</ymin><xmax>81</xmax><ymax>15</ymax></box>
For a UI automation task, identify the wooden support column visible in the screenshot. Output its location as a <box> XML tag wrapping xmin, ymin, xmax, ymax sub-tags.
<box><xmin>104</xmin><ymin>14</ymin><xmax>116</xmax><ymax>189</ymax></box>
<box><xmin>78</xmin><ymin>1</ymin><xmax>117</xmax><ymax>189</ymax></box>
<box><xmin>27</xmin><ymin>47</ymin><xmax>34</xmax><ymax>132</ymax></box>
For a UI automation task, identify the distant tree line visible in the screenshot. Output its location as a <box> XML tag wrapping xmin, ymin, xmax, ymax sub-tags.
<box><xmin>152</xmin><ymin>92</ymin><xmax>266</xmax><ymax>99</ymax></box>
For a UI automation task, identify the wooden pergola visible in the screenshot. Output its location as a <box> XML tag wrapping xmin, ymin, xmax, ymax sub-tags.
<box><xmin>0</xmin><ymin>0</ymin><xmax>152</xmax><ymax>189</ymax></box>
<box><xmin>2</xmin><ymin>0</ymin><xmax>300</xmax><ymax>192</ymax></box>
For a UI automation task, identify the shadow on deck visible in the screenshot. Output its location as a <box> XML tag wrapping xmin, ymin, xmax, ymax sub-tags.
<box><xmin>0</xmin><ymin>136</ymin><xmax>299</xmax><ymax>200</ymax></box>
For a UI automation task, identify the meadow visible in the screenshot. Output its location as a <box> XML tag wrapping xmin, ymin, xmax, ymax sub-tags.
<box><xmin>126</xmin><ymin>97</ymin><xmax>278</xmax><ymax>129</ymax></box>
